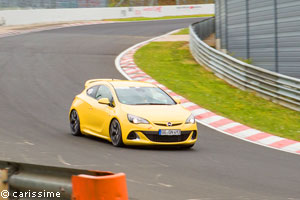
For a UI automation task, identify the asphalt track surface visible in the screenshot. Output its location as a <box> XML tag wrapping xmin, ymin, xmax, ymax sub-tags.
<box><xmin>0</xmin><ymin>18</ymin><xmax>299</xmax><ymax>200</ymax></box>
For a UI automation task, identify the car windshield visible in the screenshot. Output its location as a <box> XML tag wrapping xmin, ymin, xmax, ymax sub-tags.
<box><xmin>115</xmin><ymin>87</ymin><xmax>176</xmax><ymax>105</ymax></box>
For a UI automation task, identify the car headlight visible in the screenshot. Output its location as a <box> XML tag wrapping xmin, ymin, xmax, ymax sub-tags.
<box><xmin>185</xmin><ymin>114</ymin><xmax>195</xmax><ymax>124</ymax></box>
<box><xmin>127</xmin><ymin>114</ymin><xmax>149</xmax><ymax>124</ymax></box>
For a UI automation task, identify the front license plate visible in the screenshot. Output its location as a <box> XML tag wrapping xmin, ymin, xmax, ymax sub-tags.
<box><xmin>159</xmin><ymin>129</ymin><xmax>181</xmax><ymax>136</ymax></box>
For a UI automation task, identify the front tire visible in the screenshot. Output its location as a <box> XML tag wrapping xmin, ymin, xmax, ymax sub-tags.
<box><xmin>70</xmin><ymin>110</ymin><xmax>82</xmax><ymax>136</ymax></box>
<box><xmin>109</xmin><ymin>119</ymin><xmax>123</xmax><ymax>147</ymax></box>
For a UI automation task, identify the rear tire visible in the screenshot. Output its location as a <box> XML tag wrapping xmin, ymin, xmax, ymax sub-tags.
<box><xmin>70</xmin><ymin>110</ymin><xmax>82</xmax><ymax>136</ymax></box>
<box><xmin>109</xmin><ymin>119</ymin><xmax>123</xmax><ymax>147</ymax></box>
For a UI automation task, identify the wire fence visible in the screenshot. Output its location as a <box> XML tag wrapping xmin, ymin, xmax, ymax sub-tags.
<box><xmin>0</xmin><ymin>0</ymin><xmax>214</xmax><ymax>9</ymax></box>
<box><xmin>190</xmin><ymin>18</ymin><xmax>300</xmax><ymax>111</ymax></box>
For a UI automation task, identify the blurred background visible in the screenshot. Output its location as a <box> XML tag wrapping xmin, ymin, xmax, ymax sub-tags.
<box><xmin>0</xmin><ymin>0</ymin><xmax>214</xmax><ymax>9</ymax></box>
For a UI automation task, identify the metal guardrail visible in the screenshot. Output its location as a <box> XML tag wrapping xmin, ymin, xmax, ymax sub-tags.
<box><xmin>189</xmin><ymin>18</ymin><xmax>300</xmax><ymax>111</ymax></box>
<box><xmin>0</xmin><ymin>160</ymin><xmax>128</xmax><ymax>199</ymax></box>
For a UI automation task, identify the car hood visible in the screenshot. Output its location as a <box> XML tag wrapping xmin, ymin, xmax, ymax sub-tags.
<box><xmin>120</xmin><ymin>104</ymin><xmax>191</xmax><ymax>123</ymax></box>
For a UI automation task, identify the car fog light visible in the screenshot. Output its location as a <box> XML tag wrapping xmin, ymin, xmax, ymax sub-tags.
<box><xmin>127</xmin><ymin>131</ymin><xmax>140</xmax><ymax>140</ymax></box>
<box><xmin>192</xmin><ymin>131</ymin><xmax>197</xmax><ymax>139</ymax></box>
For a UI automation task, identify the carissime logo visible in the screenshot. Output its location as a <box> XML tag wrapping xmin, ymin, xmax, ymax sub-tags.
<box><xmin>1</xmin><ymin>190</ymin><xmax>9</xmax><ymax>199</ymax></box>
<box><xmin>1</xmin><ymin>189</ymin><xmax>61</xmax><ymax>198</ymax></box>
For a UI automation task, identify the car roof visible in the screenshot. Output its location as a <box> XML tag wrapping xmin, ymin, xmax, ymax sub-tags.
<box><xmin>85</xmin><ymin>79</ymin><xmax>157</xmax><ymax>88</ymax></box>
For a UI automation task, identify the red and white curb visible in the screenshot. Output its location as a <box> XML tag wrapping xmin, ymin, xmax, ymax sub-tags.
<box><xmin>115</xmin><ymin>30</ymin><xmax>300</xmax><ymax>155</ymax></box>
<box><xmin>0</xmin><ymin>21</ymin><xmax>115</xmax><ymax>38</ymax></box>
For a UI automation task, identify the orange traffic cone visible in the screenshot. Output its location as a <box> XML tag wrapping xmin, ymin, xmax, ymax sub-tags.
<box><xmin>72</xmin><ymin>172</ymin><xmax>128</xmax><ymax>200</ymax></box>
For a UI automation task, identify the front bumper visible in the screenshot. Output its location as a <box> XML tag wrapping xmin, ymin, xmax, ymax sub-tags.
<box><xmin>121</xmin><ymin>121</ymin><xmax>198</xmax><ymax>146</ymax></box>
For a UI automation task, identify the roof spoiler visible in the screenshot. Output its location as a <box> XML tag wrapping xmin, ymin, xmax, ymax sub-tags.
<box><xmin>84</xmin><ymin>79</ymin><xmax>117</xmax><ymax>88</ymax></box>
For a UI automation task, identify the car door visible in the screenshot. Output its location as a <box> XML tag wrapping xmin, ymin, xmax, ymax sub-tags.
<box><xmin>79</xmin><ymin>85</ymin><xmax>99</xmax><ymax>131</ymax></box>
<box><xmin>88</xmin><ymin>85</ymin><xmax>115</xmax><ymax>136</ymax></box>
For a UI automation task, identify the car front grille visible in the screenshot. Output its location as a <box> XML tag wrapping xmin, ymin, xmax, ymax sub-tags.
<box><xmin>141</xmin><ymin>131</ymin><xmax>192</xmax><ymax>142</ymax></box>
<box><xmin>154</xmin><ymin>122</ymin><xmax>182</xmax><ymax>127</ymax></box>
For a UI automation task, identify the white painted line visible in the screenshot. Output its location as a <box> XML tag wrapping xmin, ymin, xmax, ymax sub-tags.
<box><xmin>158</xmin><ymin>182</ymin><xmax>173</xmax><ymax>188</ymax></box>
<box><xmin>181</xmin><ymin>102</ymin><xmax>197</xmax><ymax>108</ymax></box>
<box><xmin>145</xmin><ymin>79</ymin><xmax>156</xmax><ymax>83</ymax></box>
<box><xmin>192</xmin><ymin>108</ymin><xmax>210</xmax><ymax>116</ymax></box>
<box><xmin>199</xmin><ymin>115</ymin><xmax>224</xmax><ymax>124</ymax></box>
<box><xmin>125</xmin><ymin>69</ymin><xmax>139</xmax><ymax>74</ymax></box>
<box><xmin>257</xmin><ymin>136</ymin><xmax>284</xmax><ymax>145</ymax></box>
<box><xmin>132</xmin><ymin>76</ymin><xmax>149</xmax><ymax>81</ymax></box>
<box><xmin>57</xmin><ymin>155</ymin><xmax>72</xmax><ymax>166</ymax></box>
<box><xmin>218</xmin><ymin>122</ymin><xmax>241</xmax><ymax>131</ymax></box>
<box><xmin>172</xmin><ymin>95</ymin><xmax>185</xmax><ymax>99</ymax></box>
<box><xmin>281</xmin><ymin>143</ymin><xmax>300</xmax><ymax>152</ymax></box>
<box><xmin>234</xmin><ymin>129</ymin><xmax>262</xmax><ymax>138</ymax></box>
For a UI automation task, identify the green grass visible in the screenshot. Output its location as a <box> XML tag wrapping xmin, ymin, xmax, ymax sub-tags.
<box><xmin>134</xmin><ymin>42</ymin><xmax>300</xmax><ymax>141</ymax></box>
<box><xmin>173</xmin><ymin>28</ymin><xmax>189</xmax><ymax>35</ymax></box>
<box><xmin>103</xmin><ymin>14</ymin><xmax>214</xmax><ymax>22</ymax></box>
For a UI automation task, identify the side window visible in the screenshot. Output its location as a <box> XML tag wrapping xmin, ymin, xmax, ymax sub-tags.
<box><xmin>86</xmin><ymin>86</ymin><xmax>99</xmax><ymax>99</ymax></box>
<box><xmin>96</xmin><ymin>85</ymin><xmax>113</xmax><ymax>102</ymax></box>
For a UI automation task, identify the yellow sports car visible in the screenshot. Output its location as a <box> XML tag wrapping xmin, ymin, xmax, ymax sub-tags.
<box><xmin>69</xmin><ymin>79</ymin><xmax>198</xmax><ymax>148</ymax></box>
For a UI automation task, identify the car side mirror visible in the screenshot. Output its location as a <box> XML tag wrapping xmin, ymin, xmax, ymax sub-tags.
<box><xmin>174</xmin><ymin>98</ymin><xmax>181</xmax><ymax>104</ymax></box>
<box><xmin>98</xmin><ymin>98</ymin><xmax>110</xmax><ymax>105</ymax></box>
